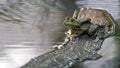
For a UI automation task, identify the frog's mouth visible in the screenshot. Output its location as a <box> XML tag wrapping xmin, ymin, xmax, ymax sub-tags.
<box><xmin>64</xmin><ymin>22</ymin><xmax>81</xmax><ymax>32</ymax></box>
<box><xmin>70</xmin><ymin>26</ymin><xmax>80</xmax><ymax>31</ymax></box>
<box><xmin>63</xmin><ymin>18</ymin><xmax>80</xmax><ymax>27</ymax></box>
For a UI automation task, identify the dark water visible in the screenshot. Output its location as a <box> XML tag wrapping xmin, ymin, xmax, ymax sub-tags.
<box><xmin>0</xmin><ymin>0</ymin><xmax>120</xmax><ymax>68</ymax></box>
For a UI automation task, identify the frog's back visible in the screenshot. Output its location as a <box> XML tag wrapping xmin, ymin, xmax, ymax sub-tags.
<box><xmin>77</xmin><ymin>8</ymin><xmax>115</xmax><ymax>28</ymax></box>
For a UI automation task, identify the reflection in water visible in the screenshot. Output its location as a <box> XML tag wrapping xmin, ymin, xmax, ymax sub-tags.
<box><xmin>0</xmin><ymin>0</ymin><xmax>120</xmax><ymax>68</ymax></box>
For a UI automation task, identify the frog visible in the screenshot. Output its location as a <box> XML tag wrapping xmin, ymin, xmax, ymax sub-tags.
<box><xmin>53</xmin><ymin>17</ymin><xmax>94</xmax><ymax>49</ymax></box>
<box><xmin>53</xmin><ymin>8</ymin><xmax>115</xmax><ymax>49</ymax></box>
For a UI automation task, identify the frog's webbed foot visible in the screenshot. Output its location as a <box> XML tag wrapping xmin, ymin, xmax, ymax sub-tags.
<box><xmin>52</xmin><ymin>44</ymin><xmax>65</xmax><ymax>50</ymax></box>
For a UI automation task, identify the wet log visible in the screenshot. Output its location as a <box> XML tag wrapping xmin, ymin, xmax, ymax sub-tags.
<box><xmin>21</xmin><ymin>27</ymin><xmax>104</xmax><ymax>68</ymax></box>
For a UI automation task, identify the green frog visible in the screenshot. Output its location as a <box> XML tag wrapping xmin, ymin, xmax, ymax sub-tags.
<box><xmin>53</xmin><ymin>8</ymin><xmax>115</xmax><ymax>49</ymax></box>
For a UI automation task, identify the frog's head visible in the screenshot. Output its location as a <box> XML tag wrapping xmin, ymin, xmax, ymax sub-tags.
<box><xmin>63</xmin><ymin>17</ymin><xmax>80</xmax><ymax>27</ymax></box>
<box><xmin>63</xmin><ymin>17</ymin><xmax>91</xmax><ymax>28</ymax></box>
<box><xmin>63</xmin><ymin>17</ymin><xmax>91</xmax><ymax>37</ymax></box>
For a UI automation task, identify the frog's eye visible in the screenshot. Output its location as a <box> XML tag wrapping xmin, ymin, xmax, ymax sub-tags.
<box><xmin>70</xmin><ymin>18</ymin><xmax>75</xmax><ymax>22</ymax></box>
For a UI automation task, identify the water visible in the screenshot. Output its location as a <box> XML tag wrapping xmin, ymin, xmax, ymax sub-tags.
<box><xmin>0</xmin><ymin>0</ymin><xmax>67</xmax><ymax>68</ymax></box>
<box><xmin>0</xmin><ymin>22</ymin><xmax>54</xmax><ymax>68</ymax></box>
<box><xmin>0</xmin><ymin>0</ymin><xmax>120</xmax><ymax>68</ymax></box>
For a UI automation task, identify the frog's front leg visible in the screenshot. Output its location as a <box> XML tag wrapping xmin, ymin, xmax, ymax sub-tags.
<box><xmin>53</xmin><ymin>36</ymin><xmax>70</xmax><ymax>49</ymax></box>
<box><xmin>53</xmin><ymin>31</ymin><xmax>71</xmax><ymax>49</ymax></box>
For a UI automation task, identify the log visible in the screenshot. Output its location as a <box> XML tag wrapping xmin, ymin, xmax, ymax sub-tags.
<box><xmin>21</xmin><ymin>34</ymin><xmax>104</xmax><ymax>68</ymax></box>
